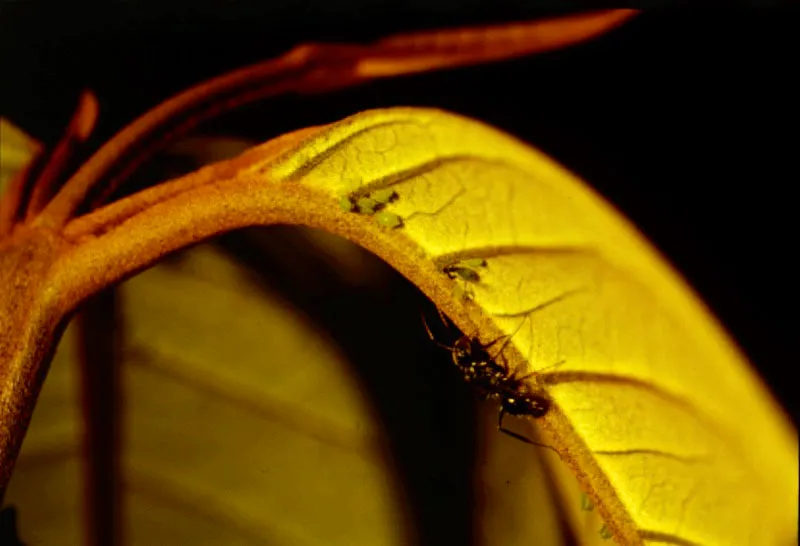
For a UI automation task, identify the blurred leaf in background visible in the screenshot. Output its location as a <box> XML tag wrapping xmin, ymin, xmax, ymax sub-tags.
<box><xmin>0</xmin><ymin>119</ymin><xmax>40</xmax><ymax>195</ymax></box>
<box><xmin>2</xmin><ymin>135</ymin><xmax>580</xmax><ymax>545</ymax></box>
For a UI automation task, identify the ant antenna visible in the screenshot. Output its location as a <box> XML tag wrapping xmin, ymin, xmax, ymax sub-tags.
<box><xmin>516</xmin><ymin>359</ymin><xmax>567</xmax><ymax>382</ymax></box>
<box><xmin>488</xmin><ymin>314</ymin><xmax>529</xmax><ymax>362</ymax></box>
<box><xmin>420</xmin><ymin>310</ymin><xmax>454</xmax><ymax>351</ymax></box>
<box><xmin>489</xmin><ymin>289</ymin><xmax>584</xmax><ymax>362</ymax></box>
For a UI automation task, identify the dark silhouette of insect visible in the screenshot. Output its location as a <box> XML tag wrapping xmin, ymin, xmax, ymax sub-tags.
<box><xmin>422</xmin><ymin>312</ymin><xmax>552</xmax><ymax>445</ymax></box>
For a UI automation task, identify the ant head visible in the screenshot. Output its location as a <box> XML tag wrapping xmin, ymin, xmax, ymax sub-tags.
<box><xmin>502</xmin><ymin>391</ymin><xmax>550</xmax><ymax>419</ymax></box>
<box><xmin>452</xmin><ymin>336</ymin><xmax>491</xmax><ymax>362</ymax></box>
<box><xmin>452</xmin><ymin>336</ymin><xmax>473</xmax><ymax>359</ymax></box>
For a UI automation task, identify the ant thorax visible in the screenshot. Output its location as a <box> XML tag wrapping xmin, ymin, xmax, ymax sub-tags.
<box><xmin>450</xmin><ymin>335</ymin><xmax>550</xmax><ymax>419</ymax></box>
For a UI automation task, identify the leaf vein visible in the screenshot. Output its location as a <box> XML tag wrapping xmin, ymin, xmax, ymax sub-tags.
<box><xmin>639</xmin><ymin>529</ymin><xmax>706</xmax><ymax>546</ymax></box>
<box><xmin>593</xmin><ymin>449</ymin><xmax>712</xmax><ymax>465</ymax></box>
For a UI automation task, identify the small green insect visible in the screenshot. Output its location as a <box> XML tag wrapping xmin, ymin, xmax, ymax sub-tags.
<box><xmin>370</xmin><ymin>188</ymin><xmax>398</xmax><ymax>205</ymax></box>
<box><xmin>580</xmin><ymin>492</ymin><xmax>594</xmax><ymax>512</ymax></box>
<box><xmin>339</xmin><ymin>188</ymin><xmax>403</xmax><ymax>229</ymax></box>
<box><xmin>375</xmin><ymin>211</ymin><xmax>403</xmax><ymax>229</ymax></box>
<box><xmin>339</xmin><ymin>195</ymin><xmax>356</xmax><ymax>212</ymax></box>
<box><xmin>443</xmin><ymin>258</ymin><xmax>487</xmax><ymax>282</ymax></box>
<box><xmin>355</xmin><ymin>197</ymin><xmax>379</xmax><ymax>215</ymax></box>
<box><xmin>599</xmin><ymin>524</ymin><xmax>613</xmax><ymax>540</ymax></box>
<box><xmin>339</xmin><ymin>188</ymin><xmax>399</xmax><ymax>216</ymax></box>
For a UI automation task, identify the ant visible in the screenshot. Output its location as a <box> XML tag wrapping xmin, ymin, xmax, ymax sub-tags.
<box><xmin>422</xmin><ymin>310</ymin><xmax>553</xmax><ymax>446</ymax></box>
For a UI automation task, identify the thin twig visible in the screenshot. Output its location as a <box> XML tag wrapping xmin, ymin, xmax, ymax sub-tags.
<box><xmin>26</xmin><ymin>91</ymin><xmax>98</xmax><ymax>221</ymax></box>
<box><xmin>39</xmin><ymin>10</ymin><xmax>637</xmax><ymax>229</ymax></box>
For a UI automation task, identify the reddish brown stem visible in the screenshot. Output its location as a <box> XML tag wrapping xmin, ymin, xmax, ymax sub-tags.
<box><xmin>39</xmin><ymin>10</ymin><xmax>637</xmax><ymax>229</ymax></box>
<box><xmin>25</xmin><ymin>91</ymin><xmax>99</xmax><ymax>221</ymax></box>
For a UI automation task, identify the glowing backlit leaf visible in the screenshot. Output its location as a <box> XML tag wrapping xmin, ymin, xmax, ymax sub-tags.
<box><xmin>262</xmin><ymin>108</ymin><xmax>797</xmax><ymax>545</ymax></box>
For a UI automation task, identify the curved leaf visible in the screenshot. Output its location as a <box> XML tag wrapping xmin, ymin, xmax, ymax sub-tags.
<box><xmin>257</xmin><ymin>108</ymin><xmax>797</xmax><ymax>545</ymax></box>
<box><xmin>0</xmin><ymin>10</ymin><xmax>643</xmax><ymax>494</ymax></box>
<box><xmin>11</xmin><ymin>104</ymin><xmax>795</xmax><ymax>543</ymax></box>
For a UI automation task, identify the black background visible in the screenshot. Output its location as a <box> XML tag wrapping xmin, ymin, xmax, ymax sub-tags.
<box><xmin>3</xmin><ymin>5</ymin><xmax>796</xmax><ymax>419</ymax></box>
<box><xmin>1</xmin><ymin>4</ymin><xmax>798</xmax><ymax>544</ymax></box>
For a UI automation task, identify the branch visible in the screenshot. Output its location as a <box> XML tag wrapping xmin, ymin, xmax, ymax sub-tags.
<box><xmin>26</xmin><ymin>91</ymin><xmax>99</xmax><ymax>221</ymax></box>
<box><xmin>38</xmin><ymin>9</ymin><xmax>638</xmax><ymax>229</ymax></box>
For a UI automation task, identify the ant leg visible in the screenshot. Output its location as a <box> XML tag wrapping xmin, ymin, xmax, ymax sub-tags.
<box><xmin>506</xmin><ymin>360</ymin><xmax>567</xmax><ymax>381</ymax></box>
<box><xmin>483</xmin><ymin>335</ymin><xmax>509</xmax><ymax>351</ymax></box>
<box><xmin>536</xmin><ymin>359</ymin><xmax>567</xmax><ymax>375</ymax></box>
<box><xmin>498</xmin><ymin>408</ymin><xmax>533</xmax><ymax>444</ymax></box>
<box><xmin>436</xmin><ymin>306</ymin><xmax>449</xmax><ymax>328</ymax></box>
<box><xmin>488</xmin><ymin>315</ymin><xmax>533</xmax><ymax>362</ymax></box>
<box><xmin>484</xmin><ymin>337</ymin><xmax>514</xmax><ymax>376</ymax></box>
<box><xmin>508</xmin><ymin>359</ymin><xmax>569</xmax><ymax>383</ymax></box>
<box><xmin>513</xmin><ymin>359</ymin><xmax>568</xmax><ymax>382</ymax></box>
<box><xmin>497</xmin><ymin>409</ymin><xmax>562</xmax><ymax>456</ymax></box>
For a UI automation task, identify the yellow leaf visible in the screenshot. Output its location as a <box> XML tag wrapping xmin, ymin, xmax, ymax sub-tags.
<box><xmin>0</xmin><ymin>118</ymin><xmax>40</xmax><ymax>194</ymax></box>
<box><xmin>6</xmin><ymin>243</ymin><xmax>410</xmax><ymax>545</ymax></box>
<box><xmin>262</xmin><ymin>107</ymin><xmax>797</xmax><ymax>545</ymax></box>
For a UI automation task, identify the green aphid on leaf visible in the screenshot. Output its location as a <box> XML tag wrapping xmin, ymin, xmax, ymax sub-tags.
<box><xmin>443</xmin><ymin>258</ymin><xmax>487</xmax><ymax>282</ymax></box>
<box><xmin>339</xmin><ymin>188</ymin><xmax>399</xmax><ymax>217</ymax></box>
<box><xmin>375</xmin><ymin>211</ymin><xmax>403</xmax><ymax>229</ymax></box>
<box><xmin>370</xmin><ymin>188</ymin><xmax>398</xmax><ymax>205</ymax></box>
<box><xmin>580</xmin><ymin>492</ymin><xmax>594</xmax><ymax>511</ymax></box>
<box><xmin>355</xmin><ymin>197</ymin><xmax>379</xmax><ymax>215</ymax></box>
<box><xmin>599</xmin><ymin>524</ymin><xmax>613</xmax><ymax>540</ymax></box>
<box><xmin>339</xmin><ymin>196</ymin><xmax>356</xmax><ymax>213</ymax></box>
